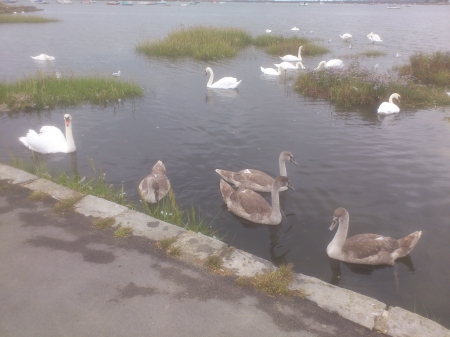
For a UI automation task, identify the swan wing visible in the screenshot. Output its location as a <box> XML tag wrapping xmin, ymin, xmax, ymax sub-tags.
<box><xmin>280</xmin><ymin>55</ymin><xmax>300</xmax><ymax>62</ymax></box>
<box><xmin>233</xmin><ymin>169</ymin><xmax>274</xmax><ymax>192</ymax></box>
<box><xmin>327</xmin><ymin>59</ymin><xmax>344</xmax><ymax>68</ymax></box>
<box><xmin>377</xmin><ymin>102</ymin><xmax>399</xmax><ymax>114</ymax></box>
<box><xmin>274</xmin><ymin>62</ymin><xmax>295</xmax><ymax>69</ymax></box>
<box><xmin>20</xmin><ymin>126</ymin><xmax>67</xmax><ymax>153</ymax></box>
<box><xmin>261</xmin><ymin>67</ymin><xmax>279</xmax><ymax>75</ymax></box>
<box><xmin>343</xmin><ymin>234</ymin><xmax>398</xmax><ymax>259</ymax></box>
<box><xmin>229</xmin><ymin>189</ymin><xmax>271</xmax><ymax>221</ymax></box>
<box><xmin>210</xmin><ymin>77</ymin><xmax>240</xmax><ymax>89</ymax></box>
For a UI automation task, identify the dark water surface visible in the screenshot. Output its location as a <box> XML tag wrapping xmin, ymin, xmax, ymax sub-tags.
<box><xmin>1</xmin><ymin>1</ymin><xmax>450</xmax><ymax>326</ymax></box>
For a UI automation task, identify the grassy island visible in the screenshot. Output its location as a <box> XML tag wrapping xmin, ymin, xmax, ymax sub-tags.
<box><xmin>0</xmin><ymin>73</ymin><xmax>143</xmax><ymax>112</ymax></box>
<box><xmin>0</xmin><ymin>14</ymin><xmax>59</xmax><ymax>24</ymax></box>
<box><xmin>136</xmin><ymin>26</ymin><xmax>329</xmax><ymax>61</ymax></box>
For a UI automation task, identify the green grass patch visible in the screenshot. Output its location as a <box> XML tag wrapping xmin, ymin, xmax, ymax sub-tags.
<box><xmin>204</xmin><ymin>255</ymin><xmax>229</xmax><ymax>275</ymax></box>
<box><xmin>9</xmin><ymin>152</ymin><xmax>51</xmax><ymax>179</ymax></box>
<box><xmin>0</xmin><ymin>14</ymin><xmax>59</xmax><ymax>24</ymax></box>
<box><xmin>0</xmin><ymin>72</ymin><xmax>144</xmax><ymax>112</ymax></box>
<box><xmin>295</xmin><ymin>60</ymin><xmax>450</xmax><ymax>108</ymax></box>
<box><xmin>356</xmin><ymin>50</ymin><xmax>387</xmax><ymax>58</ymax></box>
<box><xmin>254</xmin><ymin>35</ymin><xmax>329</xmax><ymax>57</ymax></box>
<box><xmin>92</xmin><ymin>217</ymin><xmax>116</xmax><ymax>230</ymax></box>
<box><xmin>236</xmin><ymin>264</ymin><xmax>304</xmax><ymax>297</ymax></box>
<box><xmin>28</xmin><ymin>190</ymin><xmax>49</xmax><ymax>201</ymax></box>
<box><xmin>396</xmin><ymin>51</ymin><xmax>450</xmax><ymax>87</ymax></box>
<box><xmin>114</xmin><ymin>225</ymin><xmax>133</xmax><ymax>238</ymax></box>
<box><xmin>156</xmin><ymin>237</ymin><xmax>181</xmax><ymax>257</ymax></box>
<box><xmin>52</xmin><ymin>195</ymin><xmax>84</xmax><ymax>214</ymax></box>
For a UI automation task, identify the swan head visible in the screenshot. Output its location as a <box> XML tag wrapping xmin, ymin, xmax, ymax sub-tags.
<box><xmin>205</xmin><ymin>67</ymin><xmax>212</xmax><ymax>76</ymax></box>
<box><xmin>367</xmin><ymin>32</ymin><xmax>373</xmax><ymax>38</ymax></box>
<box><xmin>280</xmin><ymin>151</ymin><xmax>299</xmax><ymax>166</ymax></box>
<box><xmin>296</xmin><ymin>62</ymin><xmax>305</xmax><ymax>70</ymax></box>
<box><xmin>274</xmin><ymin>176</ymin><xmax>295</xmax><ymax>192</ymax></box>
<box><xmin>64</xmin><ymin>114</ymin><xmax>72</xmax><ymax>127</ymax></box>
<box><xmin>390</xmin><ymin>93</ymin><xmax>401</xmax><ymax>103</ymax></box>
<box><xmin>314</xmin><ymin>61</ymin><xmax>327</xmax><ymax>71</ymax></box>
<box><xmin>329</xmin><ymin>207</ymin><xmax>349</xmax><ymax>231</ymax></box>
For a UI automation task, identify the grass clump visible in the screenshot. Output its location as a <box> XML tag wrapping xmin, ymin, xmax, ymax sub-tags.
<box><xmin>236</xmin><ymin>264</ymin><xmax>304</xmax><ymax>297</ymax></box>
<box><xmin>114</xmin><ymin>225</ymin><xmax>133</xmax><ymax>238</ymax></box>
<box><xmin>253</xmin><ymin>35</ymin><xmax>329</xmax><ymax>57</ymax></box>
<box><xmin>136</xmin><ymin>26</ymin><xmax>253</xmax><ymax>61</ymax></box>
<box><xmin>357</xmin><ymin>50</ymin><xmax>387</xmax><ymax>58</ymax></box>
<box><xmin>156</xmin><ymin>237</ymin><xmax>181</xmax><ymax>257</ymax></box>
<box><xmin>295</xmin><ymin>59</ymin><xmax>450</xmax><ymax>108</ymax></box>
<box><xmin>28</xmin><ymin>190</ymin><xmax>49</xmax><ymax>201</ymax></box>
<box><xmin>204</xmin><ymin>255</ymin><xmax>223</xmax><ymax>272</ymax></box>
<box><xmin>0</xmin><ymin>15</ymin><xmax>59</xmax><ymax>24</ymax></box>
<box><xmin>0</xmin><ymin>72</ymin><xmax>143</xmax><ymax>112</ymax></box>
<box><xmin>52</xmin><ymin>195</ymin><xmax>84</xmax><ymax>214</ymax></box>
<box><xmin>397</xmin><ymin>51</ymin><xmax>450</xmax><ymax>87</ymax></box>
<box><xmin>92</xmin><ymin>217</ymin><xmax>116</xmax><ymax>230</ymax></box>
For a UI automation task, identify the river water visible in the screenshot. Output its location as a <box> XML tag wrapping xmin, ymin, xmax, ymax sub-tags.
<box><xmin>1</xmin><ymin>0</ymin><xmax>450</xmax><ymax>326</ymax></box>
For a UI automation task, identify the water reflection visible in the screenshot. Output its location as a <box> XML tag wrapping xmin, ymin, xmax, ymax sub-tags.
<box><xmin>205</xmin><ymin>88</ymin><xmax>239</xmax><ymax>105</ymax></box>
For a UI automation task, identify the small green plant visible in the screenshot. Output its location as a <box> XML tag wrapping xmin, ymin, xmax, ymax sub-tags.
<box><xmin>114</xmin><ymin>225</ymin><xmax>133</xmax><ymax>238</ymax></box>
<box><xmin>52</xmin><ymin>195</ymin><xmax>84</xmax><ymax>214</ymax></box>
<box><xmin>9</xmin><ymin>152</ymin><xmax>51</xmax><ymax>179</ymax></box>
<box><xmin>28</xmin><ymin>190</ymin><xmax>49</xmax><ymax>201</ymax></box>
<box><xmin>204</xmin><ymin>255</ymin><xmax>223</xmax><ymax>272</ymax></box>
<box><xmin>156</xmin><ymin>237</ymin><xmax>181</xmax><ymax>257</ymax></box>
<box><xmin>0</xmin><ymin>14</ymin><xmax>59</xmax><ymax>24</ymax></box>
<box><xmin>357</xmin><ymin>50</ymin><xmax>387</xmax><ymax>57</ymax></box>
<box><xmin>236</xmin><ymin>264</ymin><xmax>304</xmax><ymax>297</ymax></box>
<box><xmin>92</xmin><ymin>217</ymin><xmax>116</xmax><ymax>229</ymax></box>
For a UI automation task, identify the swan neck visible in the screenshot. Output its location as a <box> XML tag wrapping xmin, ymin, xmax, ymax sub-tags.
<box><xmin>279</xmin><ymin>156</ymin><xmax>287</xmax><ymax>176</ymax></box>
<box><xmin>297</xmin><ymin>47</ymin><xmax>302</xmax><ymax>58</ymax></box>
<box><xmin>315</xmin><ymin>61</ymin><xmax>326</xmax><ymax>71</ymax></box>
<box><xmin>65</xmin><ymin>123</ymin><xmax>76</xmax><ymax>152</ymax></box>
<box><xmin>330</xmin><ymin>214</ymin><xmax>349</xmax><ymax>252</ymax></box>
<box><xmin>388</xmin><ymin>94</ymin><xmax>395</xmax><ymax>104</ymax></box>
<box><xmin>269</xmin><ymin>184</ymin><xmax>281</xmax><ymax>222</ymax></box>
<box><xmin>207</xmin><ymin>69</ymin><xmax>214</xmax><ymax>86</ymax></box>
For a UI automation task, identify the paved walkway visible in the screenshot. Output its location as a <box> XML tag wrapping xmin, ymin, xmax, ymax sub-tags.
<box><xmin>0</xmin><ymin>179</ymin><xmax>379</xmax><ymax>337</ymax></box>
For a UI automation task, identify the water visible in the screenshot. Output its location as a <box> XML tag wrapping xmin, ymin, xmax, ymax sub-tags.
<box><xmin>1</xmin><ymin>1</ymin><xmax>450</xmax><ymax>325</ymax></box>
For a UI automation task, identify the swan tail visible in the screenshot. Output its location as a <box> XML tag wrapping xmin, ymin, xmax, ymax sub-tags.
<box><xmin>219</xmin><ymin>179</ymin><xmax>234</xmax><ymax>203</ymax></box>
<box><xmin>395</xmin><ymin>231</ymin><xmax>422</xmax><ymax>258</ymax></box>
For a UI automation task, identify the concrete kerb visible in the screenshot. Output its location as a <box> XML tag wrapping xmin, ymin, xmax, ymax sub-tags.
<box><xmin>1</xmin><ymin>163</ymin><xmax>449</xmax><ymax>337</ymax></box>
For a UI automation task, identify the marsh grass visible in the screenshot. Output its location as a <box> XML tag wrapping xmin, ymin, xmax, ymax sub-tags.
<box><xmin>9</xmin><ymin>152</ymin><xmax>51</xmax><ymax>179</ymax></box>
<box><xmin>396</xmin><ymin>51</ymin><xmax>450</xmax><ymax>87</ymax></box>
<box><xmin>0</xmin><ymin>15</ymin><xmax>59</xmax><ymax>24</ymax></box>
<box><xmin>136</xmin><ymin>27</ymin><xmax>328</xmax><ymax>61</ymax></box>
<box><xmin>52</xmin><ymin>195</ymin><xmax>84</xmax><ymax>214</ymax></box>
<box><xmin>28</xmin><ymin>190</ymin><xmax>49</xmax><ymax>201</ymax></box>
<box><xmin>0</xmin><ymin>72</ymin><xmax>143</xmax><ymax>112</ymax></box>
<box><xmin>357</xmin><ymin>50</ymin><xmax>387</xmax><ymax>57</ymax></box>
<box><xmin>114</xmin><ymin>225</ymin><xmax>133</xmax><ymax>238</ymax></box>
<box><xmin>236</xmin><ymin>264</ymin><xmax>304</xmax><ymax>297</ymax></box>
<box><xmin>295</xmin><ymin>60</ymin><xmax>450</xmax><ymax>108</ymax></box>
<box><xmin>92</xmin><ymin>217</ymin><xmax>116</xmax><ymax>230</ymax></box>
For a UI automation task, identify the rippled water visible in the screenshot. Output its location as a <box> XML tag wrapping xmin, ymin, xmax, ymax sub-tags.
<box><xmin>1</xmin><ymin>1</ymin><xmax>450</xmax><ymax>325</ymax></box>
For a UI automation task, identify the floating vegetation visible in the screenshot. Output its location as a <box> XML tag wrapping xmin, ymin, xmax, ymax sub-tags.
<box><xmin>396</xmin><ymin>51</ymin><xmax>450</xmax><ymax>87</ymax></box>
<box><xmin>356</xmin><ymin>50</ymin><xmax>387</xmax><ymax>58</ymax></box>
<box><xmin>295</xmin><ymin>60</ymin><xmax>450</xmax><ymax>108</ymax></box>
<box><xmin>253</xmin><ymin>35</ymin><xmax>329</xmax><ymax>57</ymax></box>
<box><xmin>0</xmin><ymin>14</ymin><xmax>59</xmax><ymax>24</ymax></box>
<box><xmin>0</xmin><ymin>72</ymin><xmax>143</xmax><ymax>112</ymax></box>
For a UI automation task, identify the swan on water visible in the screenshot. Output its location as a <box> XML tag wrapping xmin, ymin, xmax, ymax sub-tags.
<box><xmin>219</xmin><ymin>176</ymin><xmax>295</xmax><ymax>225</ymax></box>
<box><xmin>327</xmin><ymin>207</ymin><xmax>422</xmax><ymax>265</ymax></box>
<box><xmin>138</xmin><ymin>160</ymin><xmax>171</xmax><ymax>203</ymax></box>
<box><xmin>314</xmin><ymin>59</ymin><xmax>344</xmax><ymax>71</ymax></box>
<box><xmin>19</xmin><ymin>114</ymin><xmax>76</xmax><ymax>154</ymax></box>
<box><xmin>273</xmin><ymin>61</ymin><xmax>305</xmax><ymax>71</ymax></box>
<box><xmin>31</xmin><ymin>54</ymin><xmax>55</xmax><ymax>61</ymax></box>
<box><xmin>265</xmin><ymin>29</ymin><xmax>272</xmax><ymax>33</ymax></box>
<box><xmin>291</xmin><ymin>26</ymin><xmax>299</xmax><ymax>31</ymax></box>
<box><xmin>377</xmin><ymin>93</ymin><xmax>400</xmax><ymax>114</ymax></box>
<box><xmin>112</xmin><ymin>70</ymin><xmax>121</xmax><ymax>77</ymax></box>
<box><xmin>349</xmin><ymin>44</ymin><xmax>352</xmax><ymax>49</ymax></box>
<box><xmin>396</xmin><ymin>52</ymin><xmax>401</xmax><ymax>57</ymax></box>
<box><xmin>279</xmin><ymin>46</ymin><xmax>303</xmax><ymax>62</ymax></box>
<box><xmin>215</xmin><ymin>151</ymin><xmax>298</xmax><ymax>192</ymax></box>
<box><xmin>339</xmin><ymin>33</ymin><xmax>352</xmax><ymax>41</ymax></box>
<box><xmin>260</xmin><ymin>65</ymin><xmax>287</xmax><ymax>76</ymax></box>
<box><xmin>367</xmin><ymin>32</ymin><xmax>382</xmax><ymax>43</ymax></box>
<box><xmin>205</xmin><ymin>67</ymin><xmax>241</xmax><ymax>89</ymax></box>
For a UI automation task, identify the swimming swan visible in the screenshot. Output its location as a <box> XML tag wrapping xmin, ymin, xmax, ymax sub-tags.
<box><xmin>314</xmin><ymin>59</ymin><xmax>344</xmax><ymax>71</ymax></box>
<box><xmin>377</xmin><ymin>93</ymin><xmax>400</xmax><ymax>114</ymax></box>
<box><xmin>273</xmin><ymin>61</ymin><xmax>305</xmax><ymax>71</ymax></box>
<box><xmin>327</xmin><ymin>207</ymin><xmax>422</xmax><ymax>265</ymax></box>
<box><xmin>280</xmin><ymin>46</ymin><xmax>303</xmax><ymax>62</ymax></box>
<box><xmin>339</xmin><ymin>33</ymin><xmax>352</xmax><ymax>41</ymax></box>
<box><xmin>205</xmin><ymin>67</ymin><xmax>242</xmax><ymax>89</ymax></box>
<box><xmin>215</xmin><ymin>151</ymin><xmax>298</xmax><ymax>192</ymax></box>
<box><xmin>219</xmin><ymin>176</ymin><xmax>295</xmax><ymax>225</ymax></box>
<box><xmin>19</xmin><ymin>114</ymin><xmax>76</xmax><ymax>154</ymax></box>
<box><xmin>31</xmin><ymin>54</ymin><xmax>55</xmax><ymax>61</ymax></box>
<box><xmin>260</xmin><ymin>65</ymin><xmax>287</xmax><ymax>76</ymax></box>
<box><xmin>291</xmin><ymin>26</ymin><xmax>299</xmax><ymax>31</ymax></box>
<box><xmin>367</xmin><ymin>32</ymin><xmax>382</xmax><ymax>43</ymax></box>
<box><xmin>138</xmin><ymin>160</ymin><xmax>171</xmax><ymax>203</ymax></box>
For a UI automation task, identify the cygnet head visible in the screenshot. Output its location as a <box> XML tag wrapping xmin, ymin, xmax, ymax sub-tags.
<box><xmin>280</xmin><ymin>151</ymin><xmax>299</xmax><ymax>166</ymax></box>
<box><xmin>329</xmin><ymin>207</ymin><xmax>349</xmax><ymax>231</ymax></box>
<box><xmin>274</xmin><ymin>176</ymin><xmax>295</xmax><ymax>191</ymax></box>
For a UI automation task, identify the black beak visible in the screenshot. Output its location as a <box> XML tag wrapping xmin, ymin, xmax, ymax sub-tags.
<box><xmin>287</xmin><ymin>180</ymin><xmax>295</xmax><ymax>191</ymax></box>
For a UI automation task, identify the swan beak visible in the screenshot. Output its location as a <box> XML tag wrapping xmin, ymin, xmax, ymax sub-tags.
<box><xmin>290</xmin><ymin>157</ymin><xmax>299</xmax><ymax>166</ymax></box>
<box><xmin>329</xmin><ymin>218</ymin><xmax>338</xmax><ymax>231</ymax></box>
<box><xmin>65</xmin><ymin>116</ymin><xmax>71</xmax><ymax>127</ymax></box>
<box><xmin>287</xmin><ymin>181</ymin><xmax>295</xmax><ymax>191</ymax></box>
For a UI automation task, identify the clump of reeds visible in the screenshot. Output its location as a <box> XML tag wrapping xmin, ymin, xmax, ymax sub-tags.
<box><xmin>253</xmin><ymin>35</ymin><xmax>329</xmax><ymax>57</ymax></box>
<box><xmin>136</xmin><ymin>26</ymin><xmax>253</xmax><ymax>61</ymax></box>
<box><xmin>0</xmin><ymin>72</ymin><xmax>143</xmax><ymax>112</ymax></box>
<box><xmin>397</xmin><ymin>51</ymin><xmax>450</xmax><ymax>87</ymax></box>
<box><xmin>357</xmin><ymin>50</ymin><xmax>387</xmax><ymax>57</ymax></box>
<box><xmin>0</xmin><ymin>14</ymin><xmax>59</xmax><ymax>24</ymax></box>
<box><xmin>295</xmin><ymin>59</ymin><xmax>450</xmax><ymax>108</ymax></box>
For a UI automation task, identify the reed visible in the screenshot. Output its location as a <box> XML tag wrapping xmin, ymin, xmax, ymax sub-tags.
<box><xmin>397</xmin><ymin>51</ymin><xmax>450</xmax><ymax>87</ymax></box>
<box><xmin>295</xmin><ymin>60</ymin><xmax>450</xmax><ymax>108</ymax></box>
<box><xmin>0</xmin><ymin>14</ymin><xmax>59</xmax><ymax>24</ymax></box>
<box><xmin>253</xmin><ymin>35</ymin><xmax>329</xmax><ymax>57</ymax></box>
<box><xmin>0</xmin><ymin>72</ymin><xmax>143</xmax><ymax>112</ymax></box>
<box><xmin>136</xmin><ymin>26</ymin><xmax>253</xmax><ymax>61</ymax></box>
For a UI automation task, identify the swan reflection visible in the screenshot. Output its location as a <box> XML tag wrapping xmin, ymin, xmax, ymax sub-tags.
<box><xmin>205</xmin><ymin>88</ymin><xmax>239</xmax><ymax>104</ymax></box>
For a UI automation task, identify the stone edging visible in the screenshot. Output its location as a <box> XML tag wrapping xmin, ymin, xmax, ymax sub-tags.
<box><xmin>1</xmin><ymin>163</ymin><xmax>449</xmax><ymax>337</ymax></box>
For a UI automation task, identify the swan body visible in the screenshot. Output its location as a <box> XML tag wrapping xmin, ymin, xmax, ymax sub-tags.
<box><xmin>138</xmin><ymin>160</ymin><xmax>171</xmax><ymax>203</ymax></box>
<box><xmin>215</xmin><ymin>151</ymin><xmax>298</xmax><ymax>192</ymax></box>
<box><xmin>260</xmin><ymin>65</ymin><xmax>287</xmax><ymax>76</ymax></box>
<box><xmin>280</xmin><ymin>46</ymin><xmax>303</xmax><ymax>62</ymax></box>
<box><xmin>377</xmin><ymin>93</ymin><xmax>400</xmax><ymax>114</ymax></box>
<box><xmin>31</xmin><ymin>54</ymin><xmax>55</xmax><ymax>61</ymax></box>
<box><xmin>327</xmin><ymin>207</ymin><xmax>422</xmax><ymax>265</ymax></box>
<box><xmin>205</xmin><ymin>67</ymin><xmax>241</xmax><ymax>89</ymax></box>
<box><xmin>265</xmin><ymin>29</ymin><xmax>272</xmax><ymax>33</ymax></box>
<box><xmin>291</xmin><ymin>26</ymin><xmax>299</xmax><ymax>31</ymax></box>
<box><xmin>273</xmin><ymin>61</ymin><xmax>305</xmax><ymax>70</ymax></box>
<box><xmin>314</xmin><ymin>59</ymin><xmax>344</xmax><ymax>71</ymax></box>
<box><xmin>19</xmin><ymin>114</ymin><xmax>76</xmax><ymax>154</ymax></box>
<box><xmin>112</xmin><ymin>70</ymin><xmax>121</xmax><ymax>77</ymax></box>
<box><xmin>367</xmin><ymin>32</ymin><xmax>382</xmax><ymax>43</ymax></box>
<box><xmin>220</xmin><ymin>176</ymin><xmax>294</xmax><ymax>225</ymax></box>
<box><xmin>396</xmin><ymin>52</ymin><xmax>401</xmax><ymax>57</ymax></box>
<box><xmin>339</xmin><ymin>33</ymin><xmax>352</xmax><ymax>41</ymax></box>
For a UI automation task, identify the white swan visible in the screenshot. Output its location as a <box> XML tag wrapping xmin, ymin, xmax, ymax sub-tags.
<box><xmin>219</xmin><ymin>176</ymin><xmax>295</xmax><ymax>225</ymax></box>
<box><xmin>327</xmin><ymin>207</ymin><xmax>422</xmax><ymax>265</ymax></box>
<box><xmin>396</xmin><ymin>52</ymin><xmax>401</xmax><ymax>57</ymax></box>
<box><xmin>260</xmin><ymin>65</ymin><xmax>287</xmax><ymax>76</ymax></box>
<box><xmin>112</xmin><ymin>70</ymin><xmax>121</xmax><ymax>77</ymax></box>
<box><xmin>367</xmin><ymin>32</ymin><xmax>382</xmax><ymax>43</ymax></box>
<box><xmin>273</xmin><ymin>61</ymin><xmax>305</xmax><ymax>71</ymax></box>
<box><xmin>265</xmin><ymin>29</ymin><xmax>272</xmax><ymax>33</ymax></box>
<box><xmin>31</xmin><ymin>54</ymin><xmax>55</xmax><ymax>61</ymax></box>
<box><xmin>339</xmin><ymin>33</ymin><xmax>352</xmax><ymax>41</ymax></box>
<box><xmin>377</xmin><ymin>93</ymin><xmax>400</xmax><ymax>114</ymax></box>
<box><xmin>19</xmin><ymin>114</ymin><xmax>76</xmax><ymax>154</ymax></box>
<box><xmin>291</xmin><ymin>26</ymin><xmax>299</xmax><ymax>31</ymax></box>
<box><xmin>279</xmin><ymin>46</ymin><xmax>303</xmax><ymax>62</ymax></box>
<box><xmin>205</xmin><ymin>67</ymin><xmax>241</xmax><ymax>89</ymax></box>
<box><xmin>138</xmin><ymin>160</ymin><xmax>171</xmax><ymax>203</ymax></box>
<box><xmin>314</xmin><ymin>59</ymin><xmax>344</xmax><ymax>71</ymax></box>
